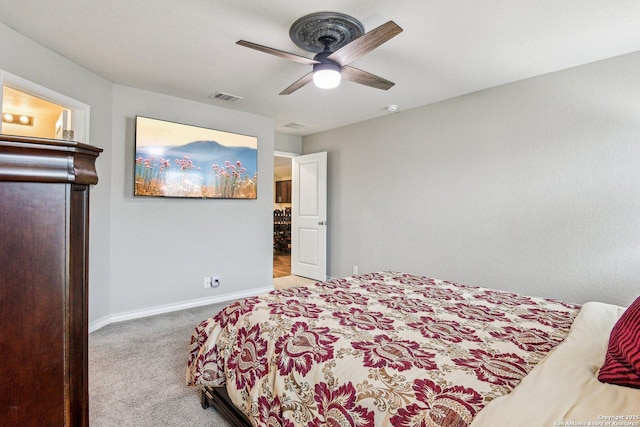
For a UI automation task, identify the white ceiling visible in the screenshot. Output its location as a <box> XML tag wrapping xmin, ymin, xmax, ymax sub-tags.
<box><xmin>2</xmin><ymin>1</ymin><xmax>640</xmax><ymax>136</ymax></box>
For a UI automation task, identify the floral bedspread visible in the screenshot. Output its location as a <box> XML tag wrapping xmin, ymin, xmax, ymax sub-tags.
<box><xmin>186</xmin><ymin>272</ymin><xmax>580</xmax><ymax>427</ymax></box>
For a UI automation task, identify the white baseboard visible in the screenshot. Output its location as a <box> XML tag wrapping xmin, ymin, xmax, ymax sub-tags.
<box><xmin>89</xmin><ymin>286</ymin><xmax>273</xmax><ymax>333</ymax></box>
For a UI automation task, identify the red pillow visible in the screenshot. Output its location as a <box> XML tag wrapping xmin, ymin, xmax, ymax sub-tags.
<box><xmin>598</xmin><ymin>296</ymin><xmax>640</xmax><ymax>388</ymax></box>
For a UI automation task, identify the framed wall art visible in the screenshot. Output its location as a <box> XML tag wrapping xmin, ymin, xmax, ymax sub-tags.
<box><xmin>134</xmin><ymin>116</ymin><xmax>257</xmax><ymax>199</ymax></box>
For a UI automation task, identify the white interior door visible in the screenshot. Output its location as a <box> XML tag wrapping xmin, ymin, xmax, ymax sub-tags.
<box><xmin>291</xmin><ymin>152</ymin><xmax>327</xmax><ymax>281</ymax></box>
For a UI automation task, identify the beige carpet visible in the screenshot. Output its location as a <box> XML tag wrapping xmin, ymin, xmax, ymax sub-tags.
<box><xmin>89</xmin><ymin>302</ymin><xmax>234</xmax><ymax>426</ymax></box>
<box><xmin>273</xmin><ymin>275</ymin><xmax>317</xmax><ymax>289</ymax></box>
<box><xmin>89</xmin><ymin>279</ymin><xmax>320</xmax><ymax>426</ymax></box>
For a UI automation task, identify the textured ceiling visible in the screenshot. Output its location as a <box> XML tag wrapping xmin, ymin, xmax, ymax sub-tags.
<box><xmin>2</xmin><ymin>0</ymin><xmax>640</xmax><ymax>135</ymax></box>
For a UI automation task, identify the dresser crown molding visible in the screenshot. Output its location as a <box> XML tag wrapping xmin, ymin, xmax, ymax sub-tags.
<box><xmin>0</xmin><ymin>134</ymin><xmax>102</xmax><ymax>184</ymax></box>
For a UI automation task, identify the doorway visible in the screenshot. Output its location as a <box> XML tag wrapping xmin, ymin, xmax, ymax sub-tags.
<box><xmin>273</xmin><ymin>153</ymin><xmax>293</xmax><ymax>278</ymax></box>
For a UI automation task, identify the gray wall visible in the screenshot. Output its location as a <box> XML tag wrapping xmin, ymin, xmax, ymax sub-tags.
<box><xmin>303</xmin><ymin>52</ymin><xmax>640</xmax><ymax>307</ymax></box>
<box><xmin>109</xmin><ymin>86</ymin><xmax>274</xmax><ymax>318</ymax></box>
<box><xmin>275</xmin><ymin>132</ymin><xmax>302</xmax><ymax>153</ymax></box>
<box><xmin>1</xmin><ymin>24</ymin><xmax>114</xmax><ymax>323</ymax></box>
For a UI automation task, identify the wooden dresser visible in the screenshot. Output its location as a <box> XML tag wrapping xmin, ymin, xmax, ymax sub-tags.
<box><xmin>0</xmin><ymin>135</ymin><xmax>102</xmax><ymax>426</ymax></box>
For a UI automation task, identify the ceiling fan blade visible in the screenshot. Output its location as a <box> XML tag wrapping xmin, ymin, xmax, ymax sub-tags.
<box><xmin>280</xmin><ymin>72</ymin><xmax>314</xmax><ymax>95</ymax></box>
<box><xmin>341</xmin><ymin>66</ymin><xmax>395</xmax><ymax>90</ymax></box>
<box><xmin>236</xmin><ymin>40</ymin><xmax>319</xmax><ymax>65</ymax></box>
<box><xmin>327</xmin><ymin>21</ymin><xmax>403</xmax><ymax>66</ymax></box>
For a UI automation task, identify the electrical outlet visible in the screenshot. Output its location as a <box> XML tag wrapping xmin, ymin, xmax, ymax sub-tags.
<box><xmin>211</xmin><ymin>276</ymin><xmax>220</xmax><ymax>288</ymax></box>
<box><xmin>204</xmin><ymin>276</ymin><xmax>213</xmax><ymax>288</ymax></box>
<box><xmin>352</xmin><ymin>265</ymin><xmax>359</xmax><ymax>275</ymax></box>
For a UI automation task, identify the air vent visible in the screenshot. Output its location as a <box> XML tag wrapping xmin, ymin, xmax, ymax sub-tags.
<box><xmin>209</xmin><ymin>92</ymin><xmax>243</xmax><ymax>103</ymax></box>
<box><xmin>284</xmin><ymin>122</ymin><xmax>309</xmax><ymax>129</ymax></box>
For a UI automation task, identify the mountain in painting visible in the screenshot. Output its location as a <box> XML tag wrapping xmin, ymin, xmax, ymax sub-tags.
<box><xmin>136</xmin><ymin>140</ymin><xmax>257</xmax><ymax>176</ymax></box>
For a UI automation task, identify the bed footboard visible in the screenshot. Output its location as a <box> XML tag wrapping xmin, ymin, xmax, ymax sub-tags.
<box><xmin>201</xmin><ymin>386</ymin><xmax>251</xmax><ymax>427</ymax></box>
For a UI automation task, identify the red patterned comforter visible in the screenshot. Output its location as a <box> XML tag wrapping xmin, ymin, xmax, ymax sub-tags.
<box><xmin>186</xmin><ymin>272</ymin><xmax>580</xmax><ymax>426</ymax></box>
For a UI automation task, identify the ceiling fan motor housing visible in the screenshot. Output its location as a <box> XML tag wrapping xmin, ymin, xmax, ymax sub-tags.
<box><xmin>313</xmin><ymin>50</ymin><xmax>340</xmax><ymax>69</ymax></box>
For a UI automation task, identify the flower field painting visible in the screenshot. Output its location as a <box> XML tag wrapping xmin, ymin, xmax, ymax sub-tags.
<box><xmin>134</xmin><ymin>116</ymin><xmax>258</xmax><ymax>199</ymax></box>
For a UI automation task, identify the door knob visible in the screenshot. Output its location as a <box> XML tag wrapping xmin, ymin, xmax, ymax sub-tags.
<box><xmin>318</xmin><ymin>220</ymin><xmax>327</xmax><ymax>226</ymax></box>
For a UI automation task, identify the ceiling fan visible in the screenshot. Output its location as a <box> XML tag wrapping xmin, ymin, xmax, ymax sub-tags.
<box><xmin>237</xmin><ymin>12</ymin><xmax>403</xmax><ymax>95</ymax></box>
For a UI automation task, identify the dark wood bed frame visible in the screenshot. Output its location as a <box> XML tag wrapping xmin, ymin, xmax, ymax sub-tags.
<box><xmin>201</xmin><ymin>386</ymin><xmax>252</xmax><ymax>426</ymax></box>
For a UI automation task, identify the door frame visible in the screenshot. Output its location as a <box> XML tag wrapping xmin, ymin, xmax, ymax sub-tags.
<box><xmin>0</xmin><ymin>70</ymin><xmax>90</xmax><ymax>142</ymax></box>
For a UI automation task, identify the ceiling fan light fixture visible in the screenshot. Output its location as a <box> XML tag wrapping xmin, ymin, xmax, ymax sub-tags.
<box><xmin>313</xmin><ymin>62</ymin><xmax>341</xmax><ymax>89</ymax></box>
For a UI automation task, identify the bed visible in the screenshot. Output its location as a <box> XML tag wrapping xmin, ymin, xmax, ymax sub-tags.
<box><xmin>186</xmin><ymin>272</ymin><xmax>640</xmax><ymax>426</ymax></box>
